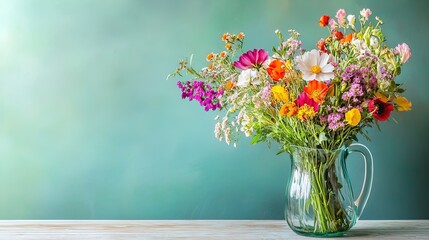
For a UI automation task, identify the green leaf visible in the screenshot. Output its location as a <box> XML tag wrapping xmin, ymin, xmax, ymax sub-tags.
<box><xmin>251</xmin><ymin>135</ymin><xmax>259</xmax><ymax>144</ymax></box>
<box><xmin>318</xmin><ymin>132</ymin><xmax>327</xmax><ymax>144</ymax></box>
<box><xmin>276</xmin><ymin>149</ymin><xmax>285</xmax><ymax>155</ymax></box>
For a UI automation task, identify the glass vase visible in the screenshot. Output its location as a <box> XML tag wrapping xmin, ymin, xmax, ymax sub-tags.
<box><xmin>285</xmin><ymin>144</ymin><xmax>373</xmax><ymax>237</ymax></box>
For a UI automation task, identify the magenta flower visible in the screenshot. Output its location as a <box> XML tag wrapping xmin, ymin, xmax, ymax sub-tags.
<box><xmin>177</xmin><ymin>81</ymin><xmax>223</xmax><ymax>111</ymax></box>
<box><xmin>233</xmin><ymin>49</ymin><xmax>268</xmax><ymax>70</ymax></box>
<box><xmin>296</xmin><ymin>92</ymin><xmax>319</xmax><ymax>112</ymax></box>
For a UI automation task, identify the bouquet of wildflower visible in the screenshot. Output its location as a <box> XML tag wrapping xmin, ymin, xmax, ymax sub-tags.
<box><xmin>170</xmin><ymin>8</ymin><xmax>411</xmax><ymax>154</ymax></box>
<box><xmin>169</xmin><ymin>8</ymin><xmax>411</xmax><ymax>234</ymax></box>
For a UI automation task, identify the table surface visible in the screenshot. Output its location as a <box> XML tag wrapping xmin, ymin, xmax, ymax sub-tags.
<box><xmin>0</xmin><ymin>220</ymin><xmax>427</xmax><ymax>239</ymax></box>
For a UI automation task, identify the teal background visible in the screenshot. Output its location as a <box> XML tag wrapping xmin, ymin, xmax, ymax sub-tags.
<box><xmin>0</xmin><ymin>0</ymin><xmax>427</xmax><ymax>219</ymax></box>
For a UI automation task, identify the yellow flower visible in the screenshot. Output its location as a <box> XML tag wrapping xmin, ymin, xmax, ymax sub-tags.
<box><xmin>374</xmin><ymin>92</ymin><xmax>390</xmax><ymax>103</ymax></box>
<box><xmin>345</xmin><ymin>108</ymin><xmax>361</xmax><ymax>126</ymax></box>
<box><xmin>394</xmin><ymin>97</ymin><xmax>412</xmax><ymax>111</ymax></box>
<box><xmin>297</xmin><ymin>105</ymin><xmax>316</xmax><ymax>121</ymax></box>
<box><xmin>271</xmin><ymin>86</ymin><xmax>289</xmax><ymax>103</ymax></box>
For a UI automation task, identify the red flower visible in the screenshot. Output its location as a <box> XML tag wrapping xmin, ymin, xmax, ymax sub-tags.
<box><xmin>332</xmin><ymin>30</ymin><xmax>344</xmax><ymax>40</ymax></box>
<box><xmin>319</xmin><ymin>15</ymin><xmax>330</xmax><ymax>27</ymax></box>
<box><xmin>368</xmin><ymin>98</ymin><xmax>394</xmax><ymax>121</ymax></box>
<box><xmin>317</xmin><ymin>38</ymin><xmax>327</xmax><ymax>53</ymax></box>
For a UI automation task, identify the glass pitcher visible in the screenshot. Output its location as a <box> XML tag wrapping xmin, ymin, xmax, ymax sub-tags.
<box><xmin>285</xmin><ymin>144</ymin><xmax>373</xmax><ymax>237</ymax></box>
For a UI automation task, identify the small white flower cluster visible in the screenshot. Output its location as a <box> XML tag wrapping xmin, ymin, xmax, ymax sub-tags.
<box><xmin>214</xmin><ymin>115</ymin><xmax>233</xmax><ymax>145</ymax></box>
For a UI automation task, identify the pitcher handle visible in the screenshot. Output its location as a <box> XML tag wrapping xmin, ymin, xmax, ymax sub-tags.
<box><xmin>348</xmin><ymin>143</ymin><xmax>373</xmax><ymax>220</ymax></box>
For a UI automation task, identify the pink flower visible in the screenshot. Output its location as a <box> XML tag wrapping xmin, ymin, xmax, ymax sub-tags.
<box><xmin>335</xmin><ymin>9</ymin><xmax>346</xmax><ymax>26</ymax></box>
<box><xmin>395</xmin><ymin>43</ymin><xmax>412</xmax><ymax>63</ymax></box>
<box><xmin>296</xmin><ymin>92</ymin><xmax>319</xmax><ymax>112</ymax></box>
<box><xmin>329</xmin><ymin>19</ymin><xmax>337</xmax><ymax>31</ymax></box>
<box><xmin>360</xmin><ymin>8</ymin><xmax>372</xmax><ymax>19</ymax></box>
<box><xmin>233</xmin><ymin>49</ymin><xmax>268</xmax><ymax>70</ymax></box>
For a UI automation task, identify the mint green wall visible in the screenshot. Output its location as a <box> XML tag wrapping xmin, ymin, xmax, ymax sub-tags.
<box><xmin>0</xmin><ymin>0</ymin><xmax>427</xmax><ymax>219</ymax></box>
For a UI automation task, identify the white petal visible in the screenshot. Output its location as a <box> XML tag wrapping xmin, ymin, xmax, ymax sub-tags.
<box><xmin>317</xmin><ymin>72</ymin><xmax>335</xmax><ymax>81</ymax></box>
<box><xmin>296</xmin><ymin>61</ymin><xmax>308</xmax><ymax>72</ymax></box>
<box><xmin>321</xmin><ymin>64</ymin><xmax>335</xmax><ymax>73</ymax></box>
<box><xmin>308</xmin><ymin>50</ymin><xmax>318</xmax><ymax>67</ymax></box>
<box><xmin>302</xmin><ymin>72</ymin><xmax>316</xmax><ymax>81</ymax></box>
<box><xmin>319</xmin><ymin>53</ymin><xmax>329</xmax><ymax>67</ymax></box>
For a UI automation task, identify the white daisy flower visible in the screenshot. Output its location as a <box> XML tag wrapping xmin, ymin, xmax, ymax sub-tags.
<box><xmin>295</xmin><ymin>49</ymin><xmax>335</xmax><ymax>82</ymax></box>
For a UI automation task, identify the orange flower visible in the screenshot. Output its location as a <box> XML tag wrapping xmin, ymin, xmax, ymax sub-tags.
<box><xmin>237</xmin><ymin>32</ymin><xmax>245</xmax><ymax>40</ymax></box>
<box><xmin>319</xmin><ymin>15</ymin><xmax>330</xmax><ymax>27</ymax></box>
<box><xmin>208</xmin><ymin>63</ymin><xmax>214</xmax><ymax>70</ymax></box>
<box><xmin>221</xmin><ymin>33</ymin><xmax>229</xmax><ymax>42</ymax></box>
<box><xmin>304</xmin><ymin>80</ymin><xmax>329</xmax><ymax>104</ymax></box>
<box><xmin>267</xmin><ymin>59</ymin><xmax>286</xmax><ymax>81</ymax></box>
<box><xmin>225</xmin><ymin>43</ymin><xmax>232</xmax><ymax>50</ymax></box>
<box><xmin>219</xmin><ymin>51</ymin><xmax>227</xmax><ymax>58</ymax></box>
<box><xmin>206</xmin><ymin>52</ymin><xmax>214</xmax><ymax>61</ymax></box>
<box><xmin>280</xmin><ymin>102</ymin><xmax>298</xmax><ymax>117</ymax></box>
<box><xmin>225</xmin><ymin>81</ymin><xmax>235</xmax><ymax>90</ymax></box>
<box><xmin>340</xmin><ymin>33</ymin><xmax>353</xmax><ymax>44</ymax></box>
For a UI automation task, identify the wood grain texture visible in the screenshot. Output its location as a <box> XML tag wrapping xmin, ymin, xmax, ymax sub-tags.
<box><xmin>0</xmin><ymin>220</ymin><xmax>427</xmax><ymax>239</ymax></box>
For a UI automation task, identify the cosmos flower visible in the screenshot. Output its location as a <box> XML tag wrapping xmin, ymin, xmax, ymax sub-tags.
<box><xmin>295</xmin><ymin>49</ymin><xmax>335</xmax><ymax>81</ymax></box>
<box><xmin>233</xmin><ymin>49</ymin><xmax>268</xmax><ymax>70</ymax></box>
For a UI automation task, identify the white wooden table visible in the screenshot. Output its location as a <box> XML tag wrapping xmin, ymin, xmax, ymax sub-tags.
<box><xmin>0</xmin><ymin>220</ymin><xmax>427</xmax><ymax>239</ymax></box>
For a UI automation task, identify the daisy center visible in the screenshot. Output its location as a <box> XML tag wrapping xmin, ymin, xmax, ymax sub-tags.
<box><xmin>311</xmin><ymin>65</ymin><xmax>322</xmax><ymax>74</ymax></box>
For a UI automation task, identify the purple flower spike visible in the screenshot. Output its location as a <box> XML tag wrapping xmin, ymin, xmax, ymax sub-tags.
<box><xmin>177</xmin><ymin>80</ymin><xmax>223</xmax><ymax>111</ymax></box>
<box><xmin>233</xmin><ymin>49</ymin><xmax>268</xmax><ymax>70</ymax></box>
